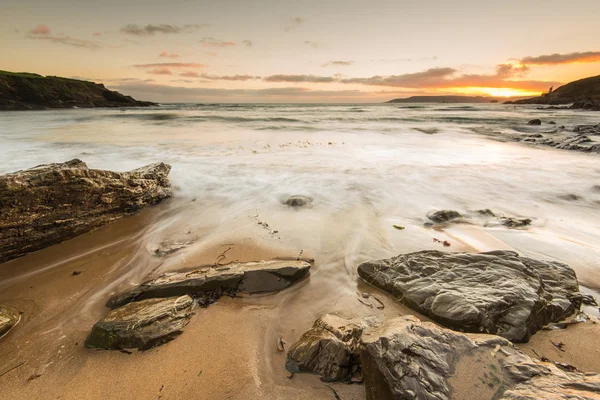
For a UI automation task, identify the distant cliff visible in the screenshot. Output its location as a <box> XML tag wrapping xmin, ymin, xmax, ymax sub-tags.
<box><xmin>386</xmin><ymin>95</ymin><xmax>498</xmax><ymax>104</ymax></box>
<box><xmin>505</xmin><ymin>74</ymin><xmax>600</xmax><ymax>111</ymax></box>
<box><xmin>0</xmin><ymin>70</ymin><xmax>156</xmax><ymax>110</ymax></box>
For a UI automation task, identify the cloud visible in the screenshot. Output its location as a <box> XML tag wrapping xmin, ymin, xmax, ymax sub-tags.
<box><xmin>30</xmin><ymin>25</ymin><xmax>50</xmax><ymax>35</ymax></box>
<box><xmin>304</xmin><ymin>41</ymin><xmax>319</xmax><ymax>49</ymax></box>
<box><xmin>341</xmin><ymin>67</ymin><xmax>456</xmax><ymax>87</ymax></box>
<box><xmin>322</xmin><ymin>60</ymin><xmax>353</xmax><ymax>67</ymax></box>
<box><xmin>180</xmin><ymin>71</ymin><xmax>200</xmax><ymax>78</ymax></box>
<box><xmin>92</xmin><ymin>32</ymin><xmax>102</xmax><ymax>37</ymax></box>
<box><xmin>201</xmin><ymin>74</ymin><xmax>260</xmax><ymax>81</ymax></box>
<box><xmin>264</xmin><ymin>74</ymin><xmax>336</xmax><ymax>83</ymax></box>
<box><xmin>520</xmin><ymin>51</ymin><xmax>600</xmax><ymax>65</ymax></box>
<box><xmin>132</xmin><ymin>63</ymin><xmax>206</xmax><ymax>69</ymax></box>
<box><xmin>120</xmin><ymin>24</ymin><xmax>205</xmax><ymax>36</ymax></box>
<box><xmin>27</xmin><ymin>34</ymin><xmax>104</xmax><ymax>50</ymax></box>
<box><xmin>242</xmin><ymin>40</ymin><xmax>253</xmax><ymax>47</ymax></box>
<box><xmin>159</xmin><ymin>51</ymin><xmax>180</xmax><ymax>59</ymax></box>
<box><xmin>284</xmin><ymin>17</ymin><xmax>304</xmax><ymax>32</ymax></box>
<box><xmin>148</xmin><ymin>67</ymin><xmax>172</xmax><ymax>75</ymax></box>
<box><xmin>199</xmin><ymin>37</ymin><xmax>236</xmax><ymax>48</ymax></box>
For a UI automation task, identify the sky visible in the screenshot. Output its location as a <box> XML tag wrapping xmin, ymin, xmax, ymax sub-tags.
<box><xmin>1</xmin><ymin>0</ymin><xmax>600</xmax><ymax>103</ymax></box>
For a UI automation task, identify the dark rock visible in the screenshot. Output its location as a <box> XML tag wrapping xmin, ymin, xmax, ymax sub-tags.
<box><xmin>107</xmin><ymin>260</ymin><xmax>311</xmax><ymax>309</ymax></box>
<box><xmin>85</xmin><ymin>295</ymin><xmax>193</xmax><ymax>350</ymax></box>
<box><xmin>360</xmin><ymin>316</ymin><xmax>600</xmax><ymax>400</ymax></box>
<box><xmin>499</xmin><ymin>217</ymin><xmax>532</xmax><ymax>228</ymax></box>
<box><xmin>571</xmin><ymin>99</ymin><xmax>600</xmax><ymax>111</ymax></box>
<box><xmin>592</xmin><ymin>185</ymin><xmax>600</xmax><ymax>193</ymax></box>
<box><xmin>0</xmin><ymin>159</ymin><xmax>172</xmax><ymax>263</ymax></box>
<box><xmin>153</xmin><ymin>241</ymin><xmax>192</xmax><ymax>257</ymax></box>
<box><xmin>527</xmin><ymin>119</ymin><xmax>542</xmax><ymax>125</ymax></box>
<box><xmin>549</xmin><ymin>121</ymin><xmax>556</xmax><ymax>124</ymax></box>
<box><xmin>285</xmin><ymin>314</ymin><xmax>371</xmax><ymax>382</ymax></box>
<box><xmin>475</xmin><ymin>208</ymin><xmax>495</xmax><ymax>216</ymax></box>
<box><xmin>282</xmin><ymin>195</ymin><xmax>313</xmax><ymax>208</ymax></box>
<box><xmin>0</xmin><ymin>306</ymin><xmax>19</xmax><ymax>337</ymax></box>
<box><xmin>357</xmin><ymin>250</ymin><xmax>582</xmax><ymax>342</ymax></box>
<box><xmin>0</xmin><ymin>71</ymin><xmax>156</xmax><ymax>110</ymax></box>
<box><xmin>426</xmin><ymin>210</ymin><xmax>462</xmax><ymax>223</ymax></box>
<box><xmin>557</xmin><ymin>194</ymin><xmax>582</xmax><ymax>201</ymax></box>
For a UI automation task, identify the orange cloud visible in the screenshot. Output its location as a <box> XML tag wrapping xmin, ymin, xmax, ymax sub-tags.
<box><xmin>264</xmin><ymin>74</ymin><xmax>335</xmax><ymax>83</ymax></box>
<box><xmin>520</xmin><ymin>51</ymin><xmax>600</xmax><ymax>65</ymax></box>
<box><xmin>199</xmin><ymin>37</ymin><xmax>236</xmax><ymax>48</ymax></box>
<box><xmin>159</xmin><ymin>51</ymin><xmax>180</xmax><ymax>59</ymax></box>
<box><xmin>132</xmin><ymin>63</ymin><xmax>206</xmax><ymax>69</ymax></box>
<box><xmin>148</xmin><ymin>67</ymin><xmax>172</xmax><ymax>75</ymax></box>
<box><xmin>30</xmin><ymin>24</ymin><xmax>50</xmax><ymax>35</ymax></box>
<box><xmin>180</xmin><ymin>71</ymin><xmax>200</xmax><ymax>78</ymax></box>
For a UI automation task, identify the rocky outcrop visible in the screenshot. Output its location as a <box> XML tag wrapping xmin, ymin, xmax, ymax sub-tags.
<box><xmin>0</xmin><ymin>70</ymin><xmax>156</xmax><ymax>110</ymax></box>
<box><xmin>357</xmin><ymin>250</ymin><xmax>583</xmax><ymax>342</ymax></box>
<box><xmin>85</xmin><ymin>295</ymin><xmax>193</xmax><ymax>350</ymax></box>
<box><xmin>513</xmin><ymin>124</ymin><xmax>600</xmax><ymax>154</ymax></box>
<box><xmin>361</xmin><ymin>316</ymin><xmax>600</xmax><ymax>400</ymax></box>
<box><xmin>107</xmin><ymin>260</ymin><xmax>311</xmax><ymax>309</ymax></box>
<box><xmin>0</xmin><ymin>159</ymin><xmax>172</xmax><ymax>263</ymax></box>
<box><xmin>505</xmin><ymin>74</ymin><xmax>600</xmax><ymax>109</ymax></box>
<box><xmin>0</xmin><ymin>306</ymin><xmax>19</xmax><ymax>337</ymax></box>
<box><xmin>285</xmin><ymin>314</ymin><xmax>372</xmax><ymax>382</ymax></box>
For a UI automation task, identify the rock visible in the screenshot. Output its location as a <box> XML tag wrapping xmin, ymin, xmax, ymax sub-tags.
<box><xmin>571</xmin><ymin>99</ymin><xmax>600</xmax><ymax>111</ymax></box>
<box><xmin>527</xmin><ymin>119</ymin><xmax>542</xmax><ymax>125</ymax></box>
<box><xmin>282</xmin><ymin>195</ymin><xmax>313</xmax><ymax>208</ymax></box>
<box><xmin>557</xmin><ymin>193</ymin><xmax>582</xmax><ymax>201</ymax></box>
<box><xmin>107</xmin><ymin>260</ymin><xmax>311</xmax><ymax>309</ymax></box>
<box><xmin>0</xmin><ymin>159</ymin><xmax>172</xmax><ymax>263</ymax></box>
<box><xmin>0</xmin><ymin>306</ymin><xmax>19</xmax><ymax>337</ymax></box>
<box><xmin>499</xmin><ymin>217</ymin><xmax>532</xmax><ymax>228</ymax></box>
<box><xmin>357</xmin><ymin>250</ymin><xmax>582</xmax><ymax>342</ymax></box>
<box><xmin>360</xmin><ymin>316</ymin><xmax>600</xmax><ymax>400</ymax></box>
<box><xmin>285</xmin><ymin>314</ymin><xmax>371</xmax><ymax>382</ymax></box>
<box><xmin>548</xmin><ymin>120</ymin><xmax>556</xmax><ymax>125</ymax></box>
<box><xmin>85</xmin><ymin>295</ymin><xmax>193</xmax><ymax>350</ymax></box>
<box><xmin>426</xmin><ymin>210</ymin><xmax>462</xmax><ymax>223</ymax></box>
<box><xmin>153</xmin><ymin>241</ymin><xmax>192</xmax><ymax>257</ymax></box>
<box><xmin>592</xmin><ymin>185</ymin><xmax>600</xmax><ymax>193</ymax></box>
<box><xmin>475</xmin><ymin>208</ymin><xmax>495</xmax><ymax>216</ymax></box>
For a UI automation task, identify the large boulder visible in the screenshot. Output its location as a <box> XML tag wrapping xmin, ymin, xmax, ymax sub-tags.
<box><xmin>85</xmin><ymin>295</ymin><xmax>193</xmax><ymax>351</ymax></box>
<box><xmin>285</xmin><ymin>314</ymin><xmax>371</xmax><ymax>382</ymax></box>
<box><xmin>0</xmin><ymin>306</ymin><xmax>19</xmax><ymax>337</ymax></box>
<box><xmin>0</xmin><ymin>159</ymin><xmax>172</xmax><ymax>263</ymax></box>
<box><xmin>107</xmin><ymin>260</ymin><xmax>311</xmax><ymax>309</ymax></box>
<box><xmin>357</xmin><ymin>250</ymin><xmax>582</xmax><ymax>342</ymax></box>
<box><xmin>361</xmin><ymin>316</ymin><xmax>600</xmax><ymax>400</ymax></box>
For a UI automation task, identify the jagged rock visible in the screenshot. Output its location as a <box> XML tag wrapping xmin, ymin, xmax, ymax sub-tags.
<box><xmin>0</xmin><ymin>159</ymin><xmax>172</xmax><ymax>263</ymax></box>
<box><xmin>476</xmin><ymin>209</ymin><xmax>495</xmax><ymax>216</ymax></box>
<box><xmin>282</xmin><ymin>195</ymin><xmax>313</xmax><ymax>208</ymax></box>
<box><xmin>285</xmin><ymin>314</ymin><xmax>372</xmax><ymax>382</ymax></box>
<box><xmin>357</xmin><ymin>250</ymin><xmax>582</xmax><ymax>342</ymax></box>
<box><xmin>426</xmin><ymin>210</ymin><xmax>462</xmax><ymax>223</ymax></box>
<box><xmin>499</xmin><ymin>217</ymin><xmax>532</xmax><ymax>228</ymax></box>
<box><xmin>85</xmin><ymin>295</ymin><xmax>193</xmax><ymax>350</ymax></box>
<box><xmin>107</xmin><ymin>260</ymin><xmax>311</xmax><ymax>309</ymax></box>
<box><xmin>527</xmin><ymin>119</ymin><xmax>542</xmax><ymax>125</ymax></box>
<box><xmin>360</xmin><ymin>316</ymin><xmax>600</xmax><ymax>400</ymax></box>
<box><xmin>0</xmin><ymin>306</ymin><xmax>19</xmax><ymax>337</ymax></box>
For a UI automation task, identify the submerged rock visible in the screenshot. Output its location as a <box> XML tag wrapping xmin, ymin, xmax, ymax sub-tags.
<box><xmin>357</xmin><ymin>250</ymin><xmax>582</xmax><ymax>342</ymax></box>
<box><xmin>426</xmin><ymin>210</ymin><xmax>462</xmax><ymax>223</ymax></box>
<box><xmin>285</xmin><ymin>314</ymin><xmax>372</xmax><ymax>382</ymax></box>
<box><xmin>527</xmin><ymin>118</ymin><xmax>542</xmax><ymax>125</ymax></box>
<box><xmin>107</xmin><ymin>260</ymin><xmax>311</xmax><ymax>309</ymax></box>
<box><xmin>85</xmin><ymin>295</ymin><xmax>193</xmax><ymax>350</ymax></box>
<box><xmin>361</xmin><ymin>316</ymin><xmax>600</xmax><ymax>400</ymax></box>
<box><xmin>0</xmin><ymin>159</ymin><xmax>172</xmax><ymax>263</ymax></box>
<box><xmin>0</xmin><ymin>306</ymin><xmax>19</xmax><ymax>337</ymax></box>
<box><xmin>282</xmin><ymin>195</ymin><xmax>314</xmax><ymax>208</ymax></box>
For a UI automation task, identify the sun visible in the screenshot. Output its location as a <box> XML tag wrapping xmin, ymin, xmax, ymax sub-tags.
<box><xmin>449</xmin><ymin>87</ymin><xmax>543</xmax><ymax>98</ymax></box>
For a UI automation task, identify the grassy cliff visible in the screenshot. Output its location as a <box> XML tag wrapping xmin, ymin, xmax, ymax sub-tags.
<box><xmin>0</xmin><ymin>70</ymin><xmax>155</xmax><ymax>110</ymax></box>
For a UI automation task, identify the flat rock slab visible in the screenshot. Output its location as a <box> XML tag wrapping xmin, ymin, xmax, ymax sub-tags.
<box><xmin>358</xmin><ymin>250</ymin><xmax>582</xmax><ymax>342</ymax></box>
<box><xmin>286</xmin><ymin>314</ymin><xmax>373</xmax><ymax>382</ymax></box>
<box><xmin>0</xmin><ymin>306</ymin><xmax>19</xmax><ymax>337</ymax></box>
<box><xmin>361</xmin><ymin>316</ymin><xmax>600</xmax><ymax>400</ymax></box>
<box><xmin>107</xmin><ymin>260</ymin><xmax>311</xmax><ymax>309</ymax></box>
<box><xmin>0</xmin><ymin>159</ymin><xmax>172</xmax><ymax>263</ymax></box>
<box><xmin>85</xmin><ymin>295</ymin><xmax>193</xmax><ymax>350</ymax></box>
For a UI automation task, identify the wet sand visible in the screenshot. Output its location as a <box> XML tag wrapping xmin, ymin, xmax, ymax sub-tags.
<box><xmin>2</xmin><ymin>187</ymin><xmax>600</xmax><ymax>399</ymax></box>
